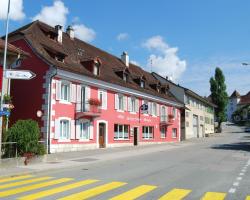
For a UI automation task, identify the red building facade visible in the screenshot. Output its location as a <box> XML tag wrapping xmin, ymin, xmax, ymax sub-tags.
<box><xmin>8</xmin><ymin>21</ymin><xmax>183</xmax><ymax>153</ymax></box>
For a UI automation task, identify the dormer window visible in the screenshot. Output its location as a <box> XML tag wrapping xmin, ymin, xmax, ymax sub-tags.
<box><xmin>140</xmin><ymin>80</ymin><xmax>145</xmax><ymax>88</ymax></box>
<box><xmin>93</xmin><ymin>60</ymin><xmax>101</xmax><ymax>76</ymax></box>
<box><xmin>55</xmin><ymin>55</ymin><xmax>65</xmax><ymax>63</ymax></box>
<box><xmin>123</xmin><ymin>73</ymin><xmax>128</xmax><ymax>82</ymax></box>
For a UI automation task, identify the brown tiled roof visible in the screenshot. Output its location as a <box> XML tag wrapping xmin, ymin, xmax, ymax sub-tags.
<box><xmin>230</xmin><ymin>90</ymin><xmax>241</xmax><ymax>98</ymax></box>
<box><xmin>239</xmin><ymin>91</ymin><xmax>250</xmax><ymax>105</ymax></box>
<box><xmin>8</xmin><ymin>20</ymin><xmax>182</xmax><ymax>105</ymax></box>
<box><xmin>0</xmin><ymin>38</ymin><xmax>29</xmax><ymax>57</ymax></box>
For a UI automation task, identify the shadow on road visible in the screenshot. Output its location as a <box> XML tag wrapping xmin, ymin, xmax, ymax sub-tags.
<box><xmin>211</xmin><ymin>142</ymin><xmax>250</xmax><ymax>152</ymax></box>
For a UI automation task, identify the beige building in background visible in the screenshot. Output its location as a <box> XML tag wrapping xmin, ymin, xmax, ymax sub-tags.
<box><xmin>153</xmin><ymin>73</ymin><xmax>215</xmax><ymax>140</ymax></box>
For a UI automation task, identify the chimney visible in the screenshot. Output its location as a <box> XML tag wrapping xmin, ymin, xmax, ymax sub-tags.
<box><xmin>55</xmin><ymin>25</ymin><xmax>63</xmax><ymax>43</ymax></box>
<box><xmin>66</xmin><ymin>25</ymin><xmax>74</xmax><ymax>40</ymax></box>
<box><xmin>121</xmin><ymin>51</ymin><xmax>129</xmax><ymax>67</ymax></box>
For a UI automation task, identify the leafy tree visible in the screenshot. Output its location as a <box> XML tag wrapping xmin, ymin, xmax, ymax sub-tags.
<box><xmin>210</xmin><ymin>67</ymin><xmax>228</xmax><ymax>132</ymax></box>
<box><xmin>4</xmin><ymin>119</ymin><xmax>45</xmax><ymax>157</ymax></box>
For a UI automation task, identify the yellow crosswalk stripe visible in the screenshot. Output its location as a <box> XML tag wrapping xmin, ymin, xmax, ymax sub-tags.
<box><xmin>245</xmin><ymin>196</ymin><xmax>250</xmax><ymax>200</ymax></box>
<box><xmin>201</xmin><ymin>192</ymin><xmax>227</xmax><ymax>200</ymax></box>
<box><xmin>158</xmin><ymin>188</ymin><xmax>191</xmax><ymax>200</ymax></box>
<box><xmin>59</xmin><ymin>181</ymin><xmax>127</xmax><ymax>200</ymax></box>
<box><xmin>0</xmin><ymin>176</ymin><xmax>53</xmax><ymax>189</ymax></box>
<box><xmin>18</xmin><ymin>179</ymin><xmax>99</xmax><ymax>200</ymax></box>
<box><xmin>0</xmin><ymin>178</ymin><xmax>73</xmax><ymax>198</ymax></box>
<box><xmin>110</xmin><ymin>185</ymin><xmax>157</xmax><ymax>200</ymax></box>
<box><xmin>0</xmin><ymin>175</ymin><xmax>34</xmax><ymax>183</ymax></box>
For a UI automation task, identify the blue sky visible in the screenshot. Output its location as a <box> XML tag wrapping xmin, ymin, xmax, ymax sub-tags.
<box><xmin>1</xmin><ymin>0</ymin><xmax>250</xmax><ymax>97</ymax></box>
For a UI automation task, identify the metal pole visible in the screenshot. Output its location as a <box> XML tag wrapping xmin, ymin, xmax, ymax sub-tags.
<box><xmin>0</xmin><ymin>0</ymin><xmax>11</xmax><ymax>157</ymax></box>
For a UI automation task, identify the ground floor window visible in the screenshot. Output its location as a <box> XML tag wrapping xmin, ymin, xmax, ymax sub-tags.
<box><xmin>172</xmin><ymin>128</ymin><xmax>177</xmax><ymax>138</ymax></box>
<box><xmin>114</xmin><ymin>124</ymin><xmax>129</xmax><ymax>140</ymax></box>
<box><xmin>160</xmin><ymin>127</ymin><xmax>166</xmax><ymax>138</ymax></box>
<box><xmin>80</xmin><ymin>121</ymin><xmax>90</xmax><ymax>140</ymax></box>
<box><xmin>60</xmin><ymin>120</ymin><xmax>70</xmax><ymax>139</ymax></box>
<box><xmin>143</xmin><ymin>126</ymin><xmax>154</xmax><ymax>139</ymax></box>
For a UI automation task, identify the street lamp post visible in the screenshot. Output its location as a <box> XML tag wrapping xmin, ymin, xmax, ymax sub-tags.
<box><xmin>0</xmin><ymin>0</ymin><xmax>11</xmax><ymax>158</ymax></box>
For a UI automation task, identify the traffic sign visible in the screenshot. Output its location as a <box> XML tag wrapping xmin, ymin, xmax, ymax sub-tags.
<box><xmin>0</xmin><ymin>110</ymin><xmax>10</xmax><ymax>117</ymax></box>
<box><xmin>4</xmin><ymin>70</ymin><xmax>36</xmax><ymax>80</ymax></box>
<box><xmin>140</xmin><ymin>104</ymin><xmax>148</xmax><ymax>111</ymax></box>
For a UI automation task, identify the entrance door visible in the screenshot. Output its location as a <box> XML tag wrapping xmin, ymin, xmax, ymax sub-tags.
<box><xmin>193</xmin><ymin>115</ymin><xmax>199</xmax><ymax>138</ymax></box>
<box><xmin>99</xmin><ymin>123</ymin><xmax>106</xmax><ymax>148</ymax></box>
<box><xmin>133</xmin><ymin>127</ymin><xmax>138</xmax><ymax>146</ymax></box>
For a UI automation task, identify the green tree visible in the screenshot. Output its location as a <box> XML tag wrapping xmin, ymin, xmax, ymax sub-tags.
<box><xmin>210</xmin><ymin>67</ymin><xmax>228</xmax><ymax>132</ymax></box>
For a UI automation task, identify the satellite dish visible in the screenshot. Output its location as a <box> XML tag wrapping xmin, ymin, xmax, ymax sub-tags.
<box><xmin>10</xmin><ymin>58</ymin><xmax>22</xmax><ymax>69</ymax></box>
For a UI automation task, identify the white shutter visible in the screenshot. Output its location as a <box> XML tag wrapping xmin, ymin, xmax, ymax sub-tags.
<box><xmin>123</xmin><ymin>96</ymin><xmax>127</xmax><ymax>111</ymax></box>
<box><xmin>85</xmin><ymin>86</ymin><xmax>90</xmax><ymax>111</ymax></box>
<box><xmin>115</xmin><ymin>94</ymin><xmax>118</xmax><ymax>110</ymax></box>
<box><xmin>157</xmin><ymin>104</ymin><xmax>160</xmax><ymax>116</ymax></box>
<box><xmin>89</xmin><ymin>123</ymin><xmax>94</xmax><ymax>140</ymax></box>
<box><xmin>55</xmin><ymin>80</ymin><xmax>61</xmax><ymax>100</ymax></box>
<box><xmin>70</xmin><ymin>120</ymin><xmax>75</xmax><ymax>139</ymax></box>
<box><xmin>148</xmin><ymin>102</ymin><xmax>152</xmax><ymax>115</ymax></box>
<box><xmin>135</xmin><ymin>99</ymin><xmax>139</xmax><ymax>113</ymax></box>
<box><xmin>76</xmin><ymin>121</ymin><xmax>81</xmax><ymax>139</ymax></box>
<box><xmin>128</xmin><ymin>97</ymin><xmax>132</xmax><ymax>112</ymax></box>
<box><xmin>103</xmin><ymin>90</ymin><xmax>107</xmax><ymax>110</ymax></box>
<box><xmin>76</xmin><ymin>85</ymin><xmax>82</xmax><ymax>111</ymax></box>
<box><xmin>70</xmin><ymin>84</ymin><xmax>76</xmax><ymax>103</ymax></box>
<box><xmin>54</xmin><ymin>119</ymin><xmax>60</xmax><ymax>139</ymax></box>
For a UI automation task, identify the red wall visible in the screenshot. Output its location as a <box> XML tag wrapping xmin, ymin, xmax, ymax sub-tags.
<box><xmin>10</xmin><ymin>39</ymin><xmax>49</xmax><ymax>134</ymax></box>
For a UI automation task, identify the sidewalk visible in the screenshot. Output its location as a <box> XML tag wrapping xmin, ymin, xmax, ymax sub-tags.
<box><xmin>0</xmin><ymin>141</ymin><xmax>194</xmax><ymax>177</ymax></box>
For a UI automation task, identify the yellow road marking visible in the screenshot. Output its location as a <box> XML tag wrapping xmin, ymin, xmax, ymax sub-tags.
<box><xmin>59</xmin><ymin>181</ymin><xmax>127</xmax><ymax>200</ymax></box>
<box><xmin>18</xmin><ymin>179</ymin><xmax>99</xmax><ymax>200</ymax></box>
<box><xmin>245</xmin><ymin>196</ymin><xmax>250</xmax><ymax>200</ymax></box>
<box><xmin>201</xmin><ymin>192</ymin><xmax>227</xmax><ymax>200</ymax></box>
<box><xmin>0</xmin><ymin>175</ymin><xmax>33</xmax><ymax>183</ymax></box>
<box><xmin>0</xmin><ymin>176</ymin><xmax>53</xmax><ymax>189</ymax></box>
<box><xmin>158</xmin><ymin>188</ymin><xmax>191</xmax><ymax>200</ymax></box>
<box><xmin>110</xmin><ymin>185</ymin><xmax>157</xmax><ymax>200</ymax></box>
<box><xmin>0</xmin><ymin>178</ymin><xmax>73</xmax><ymax>197</ymax></box>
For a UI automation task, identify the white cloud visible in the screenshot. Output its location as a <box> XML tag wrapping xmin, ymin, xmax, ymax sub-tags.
<box><xmin>143</xmin><ymin>35</ymin><xmax>186</xmax><ymax>82</ymax></box>
<box><xmin>0</xmin><ymin>0</ymin><xmax>25</xmax><ymax>21</ymax></box>
<box><xmin>72</xmin><ymin>24</ymin><xmax>96</xmax><ymax>42</ymax></box>
<box><xmin>117</xmin><ymin>33</ymin><xmax>129</xmax><ymax>41</ymax></box>
<box><xmin>32</xmin><ymin>0</ymin><xmax>69</xmax><ymax>27</ymax></box>
<box><xmin>130</xmin><ymin>60</ymin><xmax>140</xmax><ymax>66</ymax></box>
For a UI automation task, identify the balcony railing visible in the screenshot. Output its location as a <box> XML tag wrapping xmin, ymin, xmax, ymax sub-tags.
<box><xmin>160</xmin><ymin>115</ymin><xmax>174</xmax><ymax>125</ymax></box>
<box><xmin>75</xmin><ymin>102</ymin><xmax>101</xmax><ymax>119</ymax></box>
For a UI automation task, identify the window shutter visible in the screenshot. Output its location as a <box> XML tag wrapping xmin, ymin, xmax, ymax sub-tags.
<box><xmin>103</xmin><ymin>90</ymin><xmax>107</xmax><ymax>110</ymax></box>
<box><xmin>55</xmin><ymin>80</ymin><xmax>61</xmax><ymax>100</ymax></box>
<box><xmin>135</xmin><ymin>99</ymin><xmax>139</xmax><ymax>113</ymax></box>
<box><xmin>76</xmin><ymin>85</ymin><xmax>82</xmax><ymax>111</ymax></box>
<box><xmin>123</xmin><ymin>96</ymin><xmax>127</xmax><ymax>111</ymax></box>
<box><xmin>70</xmin><ymin>84</ymin><xmax>76</xmax><ymax>103</ymax></box>
<box><xmin>70</xmin><ymin>120</ymin><xmax>75</xmax><ymax>139</ymax></box>
<box><xmin>148</xmin><ymin>102</ymin><xmax>152</xmax><ymax>115</ymax></box>
<box><xmin>128</xmin><ymin>97</ymin><xmax>131</xmax><ymax>112</ymax></box>
<box><xmin>157</xmin><ymin>104</ymin><xmax>160</xmax><ymax>116</ymax></box>
<box><xmin>54</xmin><ymin>119</ymin><xmax>60</xmax><ymax>139</ymax></box>
<box><xmin>85</xmin><ymin>86</ymin><xmax>90</xmax><ymax>111</ymax></box>
<box><xmin>89</xmin><ymin>123</ymin><xmax>94</xmax><ymax>139</ymax></box>
<box><xmin>115</xmin><ymin>94</ymin><xmax>118</xmax><ymax>110</ymax></box>
<box><xmin>76</xmin><ymin>120</ymin><xmax>81</xmax><ymax>139</ymax></box>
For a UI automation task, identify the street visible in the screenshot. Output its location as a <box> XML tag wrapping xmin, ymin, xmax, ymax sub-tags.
<box><xmin>0</xmin><ymin>123</ymin><xmax>249</xmax><ymax>200</ymax></box>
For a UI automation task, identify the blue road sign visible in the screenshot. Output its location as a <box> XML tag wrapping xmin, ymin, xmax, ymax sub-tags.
<box><xmin>0</xmin><ymin>109</ymin><xmax>10</xmax><ymax>117</ymax></box>
<box><xmin>141</xmin><ymin>104</ymin><xmax>148</xmax><ymax>111</ymax></box>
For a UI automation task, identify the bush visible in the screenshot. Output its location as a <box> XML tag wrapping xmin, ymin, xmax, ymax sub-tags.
<box><xmin>4</xmin><ymin>119</ymin><xmax>46</xmax><ymax>157</ymax></box>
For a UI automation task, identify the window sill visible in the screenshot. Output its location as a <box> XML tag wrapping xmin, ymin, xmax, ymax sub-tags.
<box><xmin>129</xmin><ymin>112</ymin><xmax>137</xmax><ymax>114</ymax></box>
<box><xmin>142</xmin><ymin>138</ymin><xmax>154</xmax><ymax>140</ymax></box>
<box><xmin>59</xmin><ymin>100</ymin><xmax>72</xmax><ymax>105</ymax></box>
<box><xmin>114</xmin><ymin>138</ymin><xmax>130</xmax><ymax>141</ymax></box>
<box><xmin>160</xmin><ymin>137</ymin><xmax>166</xmax><ymax>139</ymax></box>
<box><xmin>116</xmin><ymin>110</ymin><xmax>124</xmax><ymax>113</ymax></box>
<box><xmin>58</xmin><ymin>139</ymin><xmax>71</xmax><ymax>142</ymax></box>
<box><xmin>78</xmin><ymin>139</ymin><xmax>90</xmax><ymax>142</ymax></box>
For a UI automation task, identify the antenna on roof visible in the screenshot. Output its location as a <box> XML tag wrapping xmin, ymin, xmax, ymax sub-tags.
<box><xmin>150</xmin><ymin>59</ymin><xmax>153</xmax><ymax>73</ymax></box>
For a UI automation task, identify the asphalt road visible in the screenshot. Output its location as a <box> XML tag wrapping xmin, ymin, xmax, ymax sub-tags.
<box><xmin>0</xmin><ymin>123</ymin><xmax>250</xmax><ymax>200</ymax></box>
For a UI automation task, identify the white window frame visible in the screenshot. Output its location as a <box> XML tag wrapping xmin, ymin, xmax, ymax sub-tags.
<box><xmin>59</xmin><ymin>119</ymin><xmax>70</xmax><ymax>141</ymax></box>
<box><xmin>118</xmin><ymin>94</ymin><xmax>124</xmax><ymax>111</ymax></box>
<box><xmin>60</xmin><ymin>81</ymin><xmax>70</xmax><ymax>102</ymax></box>
<box><xmin>142</xmin><ymin>126</ymin><xmax>154</xmax><ymax>140</ymax></box>
<box><xmin>131</xmin><ymin>97</ymin><xmax>136</xmax><ymax>113</ymax></box>
<box><xmin>172</xmin><ymin>128</ymin><xmax>177</xmax><ymax>139</ymax></box>
<box><xmin>140</xmin><ymin>80</ymin><xmax>145</xmax><ymax>88</ymax></box>
<box><xmin>173</xmin><ymin>108</ymin><xmax>177</xmax><ymax>119</ymax></box>
<box><xmin>98</xmin><ymin>89</ymin><xmax>107</xmax><ymax>110</ymax></box>
<box><xmin>152</xmin><ymin>102</ymin><xmax>157</xmax><ymax>116</ymax></box>
<box><xmin>114</xmin><ymin>124</ymin><xmax>129</xmax><ymax>140</ymax></box>
<box><xmin>79</xmin><ymin>121</ymin><xmax>90</xmax><ymax>140</ymax></box>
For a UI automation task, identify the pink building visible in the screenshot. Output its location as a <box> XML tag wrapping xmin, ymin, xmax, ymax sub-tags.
<box><xmin>8</xmin><ymin>21</ymin><xmax>183</xmax><ymax>153</ymax></box>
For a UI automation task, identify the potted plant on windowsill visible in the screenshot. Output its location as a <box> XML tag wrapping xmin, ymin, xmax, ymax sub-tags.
<box><xmin>88</xmin><ymin>98</ymin><xmax>101</xmax><ymax>112</ymax></box>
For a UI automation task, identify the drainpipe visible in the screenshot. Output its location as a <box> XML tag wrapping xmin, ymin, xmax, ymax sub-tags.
<box><xmin>46</xmin><ymin>67</ymin><xmax>57</xmax><ymax>154</ymax></box>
